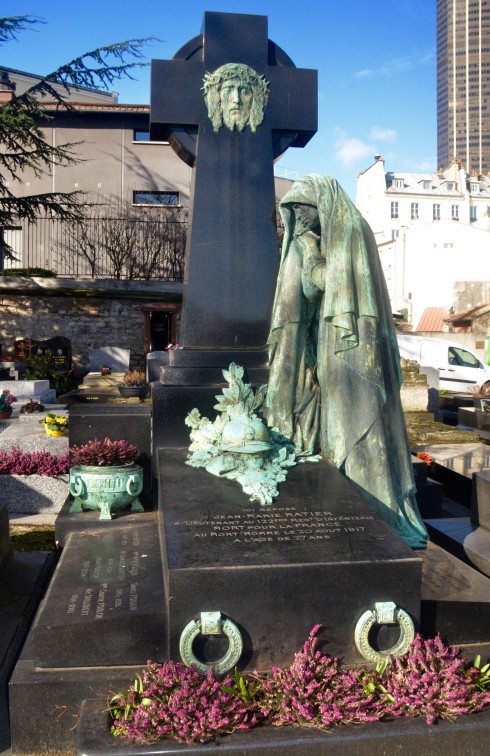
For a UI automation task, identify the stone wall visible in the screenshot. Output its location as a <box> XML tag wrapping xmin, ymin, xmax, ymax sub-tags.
<box><xmin>0</xmin><ymin>278</ymin><xmax>182</xmax><ymax>372</ymax></box>
<box><xmin>453</xmin><ymin>280</ymin><xmax>490</xmax><ymax>312</ymax></box>
<box><xmin>472</xmin><ymin>307</ymin><xmax>490</xmax><ymax>337</ymax></box>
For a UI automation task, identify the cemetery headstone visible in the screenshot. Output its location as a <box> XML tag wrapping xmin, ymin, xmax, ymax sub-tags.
<box><xmin>34</xmin><ymin>336</ymin><xmax>72</xmax><ymax>372</ymax></box>
<box><xmin>150</xmin><ymin>10</ymin><xmax>317</xmax><ymax>375</ymax></box>
<box><xmin>150</xmin><ymin>10</ymin><xmax>423</xmax><ymax>674</ymax></box>
<box><xmin>88</xmin><ymin>347</ymin><xmax>130</xmax><ymax>374</ymax></box>
<box><xmin>150</xmin><ymin>10</ymin><xmax>317</xmax><ymax>448</ymax></box>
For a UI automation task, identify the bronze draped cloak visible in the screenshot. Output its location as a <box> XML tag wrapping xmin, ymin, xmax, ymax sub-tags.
<box><xmin>264</xmin><ymin>174</ymin><xmax>428</xmax><ymax>548</ymax></box>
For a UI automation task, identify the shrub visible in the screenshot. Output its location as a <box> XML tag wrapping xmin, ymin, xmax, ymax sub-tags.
<box><xmin>0</xmin><ymin>447</ymin><xmax>69</xmax><ymax>476</ymax></box>
<box><xmin>25</xmin><ymin>350</ymin><xmax>75</xmax><ymax>396</ymax></box>
<box><xmin>120</xmin><ymin>370</ymin><xmax>148</xmax><ymax>386</ymax></box>
<box><xmin>108</xmin><ymin>629</ymin><xmax>490</xmax><ymax>746</ymax></box>
<box><xmin>258</xmin><ymin>625</ymin><xmax>389</xmax><ymax>727</ymax></box>
<box><xmin>3</xmin><ymin>267</ymin><xmax>56</xmax><ymax>277</ymax></box>
<box><xmin>70</xmin><ymin>437</ymin><xmax>139</xmax><ymax>467</ymax></box>
<box><xmin>110</xmin><ymin>662</ymin><xmax>258</xmax><ymax>744</ymax></box>
<box><xmin>381</xmin><ymin>634</ymin><xmax>490</xmax><ymax>724</ymax></box>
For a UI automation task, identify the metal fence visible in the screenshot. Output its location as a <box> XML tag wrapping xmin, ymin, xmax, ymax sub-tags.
<box><xmin>4</xmin><ymin>215</ymin><xmax>187</xmax><ymax>281</ymax></box>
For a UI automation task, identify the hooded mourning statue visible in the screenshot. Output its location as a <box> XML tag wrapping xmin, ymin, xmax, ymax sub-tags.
<box><xmin>264</xmin><ymin>173</ymin><xmax>428</xmax><ymax>549</ymax></box>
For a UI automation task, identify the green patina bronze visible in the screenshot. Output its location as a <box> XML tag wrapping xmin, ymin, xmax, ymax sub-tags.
<box><xmin>185</xmin><ymin>363</ymin><xmax>317</xmax><ymax>505</ymax></box>
<box><xmin>68</xmin><ymin>464</ymin><xmax>144</xmax><ymax>521</ymax></box>
<box><xmin>264</xmin><ymin>173</ymin><xmax>428</xmax><ymax>549</ymax></box>
<box><xmin>202</xmin><ymin>63</ymin><xmax>269</xmax><ymax>133</ymax></box>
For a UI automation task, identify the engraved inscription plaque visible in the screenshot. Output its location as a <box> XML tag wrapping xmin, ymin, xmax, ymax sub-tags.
<box><xmin>158</xmin><ymin>448</ymin><xmax>423</xmax><ymax>669</ymax></box>
<box><xmin>32</xmin><ymin>521</ymin><xmax>164</xmax><ymax>668</ymax></box>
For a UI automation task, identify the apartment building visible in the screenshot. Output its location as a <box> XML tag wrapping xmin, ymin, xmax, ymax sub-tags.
<box><xmin>356</xmin><ymin>156</ymin><xmax>490</xmax><ymax>328</ymax></box>
<box><xmin>437</xmin><ymin>0</ymin><xmax>490</xmax><ymax>175</ymax></box>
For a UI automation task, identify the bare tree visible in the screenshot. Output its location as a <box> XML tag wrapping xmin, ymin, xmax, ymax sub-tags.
<box><xmin>57</xmin><ymin>201</ymin><xmax>186</xmax><ymax>280</ymax></box>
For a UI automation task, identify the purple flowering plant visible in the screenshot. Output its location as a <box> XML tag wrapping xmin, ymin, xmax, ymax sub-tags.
<box><xmin>0</xmin><ymin>388</ymin><xmax>17</xmax><ymax>412</ymax></box>
<box><xmin>70</xmin><ymin>437</ymin><xmax>139</xmax><ymax>467</ymax></box>
<box><xmin>109</xmin><ymin>662</ymin><xmax>260</xmax><ymax>744</ymax></box>
<box><xmin>108</xmin><ymin>627</ymin><xmax>490</xmax><ymax>745</ymax></box>
<box><xmin>0</xmin><ymin>446</ymin><xmax>69</xmax><ymax>476</ymax></box>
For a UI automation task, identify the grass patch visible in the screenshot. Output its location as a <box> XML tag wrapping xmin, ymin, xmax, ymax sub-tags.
<box><xmin>9</xmin><ymin>525</ymin><xmax>56</xmax><ymax>551</ymax></box>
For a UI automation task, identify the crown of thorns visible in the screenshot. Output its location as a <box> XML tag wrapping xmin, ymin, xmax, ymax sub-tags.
<box><xmin>202</xmin><ymin>63</ymin><xmax>269</xmax><ymax>97</ymax></box>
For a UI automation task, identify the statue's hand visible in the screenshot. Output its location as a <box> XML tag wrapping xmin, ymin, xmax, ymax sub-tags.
<box><xmin>300</xmin><ymin>231</ymin><xmax>325</xmax><ymax>297</ymax></box>
<box><xmin>294</xmin><ymin>226</ymin><xmax>320</xmax><ymax>240</ymax></box>
<box><xmin>297</xmin><ymin>231</ymin><xmax>321</xmax><ymax>261</ymax></box>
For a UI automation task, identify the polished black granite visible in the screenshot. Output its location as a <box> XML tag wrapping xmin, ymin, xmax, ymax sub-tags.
<box><xmin>31</xmin><ymin>522</ymin><xmax>164</xmax><ymax>668</ymax></box>
<box><xmin>150</xmin><ymin>12</ymin><xmax>316</xmax><ymax>351</ymax></box>
<box><xmin>76</xmin><ymin>696</ymin><xmax>490</xmax><ymax>755</ymax></box>
<box><xmin>147</xmin><ymin>349</ymin><xmax>269</xmax><ymax>385</ymax></box>
<box><xmin>55</xmin><ymin>501</ymin><xmax>157</xmax><ymax>549</ymax></box>
<box><xmin>472</xmin><ymin>469</ymin><xmax>490</xmax><ymax>530</ymax></box>
<box><xmin>425</xmin><ymin>517</ymin><xmax>490</xmax><ymax>579</ymax></box>
<box><xmin>420</xmin><ymin>540</ymin><xmax>490</xmax><ymax>646</ymax></box>
<box><xmin>152</xmin><ymin>384</ymin><xmax>229</xmax><ymax>449</ymax></box>
<box><xmin>158</xmin><ymin>448</ymin><xmax>422</xmax><ymax>670</ymax></box>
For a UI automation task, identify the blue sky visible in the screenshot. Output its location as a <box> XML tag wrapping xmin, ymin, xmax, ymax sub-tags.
<box><xmin>1</xmin><ymin>0</ymin><xmax>436</xmax><ymax>199</ymax></box>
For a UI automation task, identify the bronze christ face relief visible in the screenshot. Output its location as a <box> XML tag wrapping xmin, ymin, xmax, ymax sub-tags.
<box><xmin>202</xmin><ymin>63</ymin><xmax>269</xmax><ymax>133</ymax></box>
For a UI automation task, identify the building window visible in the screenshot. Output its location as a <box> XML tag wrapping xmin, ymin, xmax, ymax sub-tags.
<box><xmin>411</xmin><ymin>202</ymin><xmax>419</xmax><ymax>219</ymax></box>
<box><xmin>451</xmin><ymin>204</ymin><xmax>459</xmax><ymax>220</ymax></box>
<box><xmin>133</xmin><ymin>191</ymin><xmax>179</xmax><ymax>205</ymax></box>
<box><xmin>433</xmin><ymin>204</ymin><xmax>441</xmax><ymax>221</ymax></box>
<box><xmin>446</xmin><ymin>181</ymin><xmax>454</xmax><ymax>191</ymax></box>
<box><xmin>470</xmin><ymin>206</ymin><xmax>477</xmax><ymax>222</ymax></box>
<box><xmin>133</xmin><ymin>130</ymin><xmax>169</xmax><ymax>144</ymax></box>
<box><xmin>133</xmin><ymin>130</ymin><xmax>150</xmax><ymax>141</ymax></box>
<box><xmin>391</xmin><ymin>230</ymin><xmax>400</xmax><ymax>240</ymax></box>
<box><xmin>470</xmin><ymin>182</ymin><xmax>479</xmax><ymax>193</ymax></box>
<box><xmin>394</xmin><ymin>178</ymin><xmax>404</xmax><ymax>189</ymax></box>
<box><xmin>390</xmin><ymin>201</ymin><xmax>399</xmax><ymax>219</ymax></box>
<box><xmin>422</xmin><ymin>180</ymin><xmax>432</xmax><ymax>190</ymax></box>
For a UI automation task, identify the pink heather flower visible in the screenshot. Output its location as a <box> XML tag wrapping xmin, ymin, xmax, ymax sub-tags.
<box><xmin>109</xmin><ymin>630</ymin><xmax>490</xmax><ymax>744</ymax></box>
<box><xmin>0</xmin><ymin>446</ymin><xmax>69</xmax><ymax>476</ymax></box>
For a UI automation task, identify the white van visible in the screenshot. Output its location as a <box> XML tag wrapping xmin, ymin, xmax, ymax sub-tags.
<box><xmin>396</xmin><ymin>335</ymin><xmax>490</xmax><ymax>392</ymax></box>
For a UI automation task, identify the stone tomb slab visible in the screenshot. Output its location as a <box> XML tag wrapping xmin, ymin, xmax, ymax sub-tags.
<box><xmin>415</xmin><ymin>443</ymin><xmax>490</xmax><ymax>507</ymax></box>
<box><xmin>55</xmin><ymin>504</ymin><xmax>157</xmax><ymax>550</ymax></box>
<box><xmin>31</xmin><ymin>521</ymin><xmax>165</xmax><ymax>668</ymax></box>
<box><xmin>425</xmin><ymin>517</ymin><xmax>490</xmax><ymax>578</ymax></box>
<box><xmin>158</xmin><ymin>448</ymin><xmax>422</xmax><ymax>670</ymax></box>
<box><xmin>89</xmin><ymin>347</ymin><xmax>130</xmax><ymax>374</ymax></box>
<box><xmin>472</xmin><ymin>469</ymin><xmax>490</xmax><ymax>530</ymax></box>
<box><xmin>420</xmin><ymin>540</ymin><xmax>490</xmax><ymax>646</ymax></box>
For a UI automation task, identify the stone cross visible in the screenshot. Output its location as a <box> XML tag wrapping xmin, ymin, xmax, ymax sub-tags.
<box><xmin>151</xmin><ymin>11</ymin><xmax>317</xmax><ymax>351</ymax></box>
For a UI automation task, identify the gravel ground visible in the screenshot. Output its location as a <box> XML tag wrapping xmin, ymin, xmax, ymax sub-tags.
<box><xmin>0</xmin><ymin>406</ymin><xmax>69</xmax><ymax>525</ymax></box>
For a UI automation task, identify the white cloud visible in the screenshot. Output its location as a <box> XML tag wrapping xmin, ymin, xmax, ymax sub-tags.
<box><xmin>354</xmin><ymin>49</ymin><xmax>434</xmax><ymax>80</ymax></box>
<box><xmin>334</xmin><ymin>130</ymin><xmax>372</xmax><ymax>168</ymax></box>
<box><xmin>369</xmin><ymin>126</ymin><xmax>397</xmax><ymax>143</ymax></box>
<box><xmin>355</xmin><ymin>69</ymin><xmax>372</xmax><ymax>79</ymax></box>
